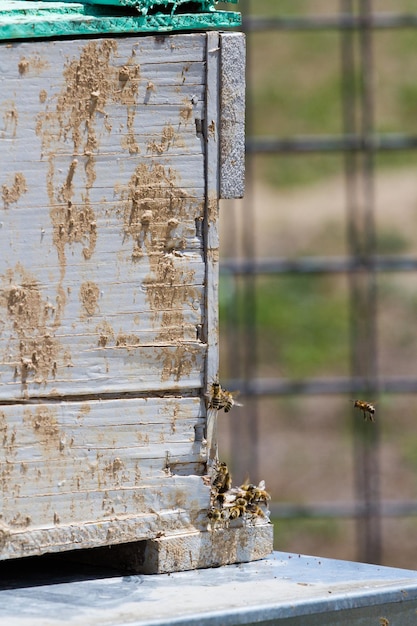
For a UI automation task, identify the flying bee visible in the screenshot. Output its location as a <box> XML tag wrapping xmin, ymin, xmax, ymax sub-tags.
<box><xmin>221</xmin><ymin>389</ymin><xmax>242</xmax><ymax>413</ymax></box>
<box><xmin>212</xmin><ymin>462</ymin><xmax>232</xmax><ymax>494</ymax></box>
<box><xmin>353</xmin><ymin>400</ymin><xmax>375</xmax><ymax>422</ymax></box>
<box><xmin>207</xmin><ymin>380</ymin><xmax>242</xmax><ymax>413</ymax></box>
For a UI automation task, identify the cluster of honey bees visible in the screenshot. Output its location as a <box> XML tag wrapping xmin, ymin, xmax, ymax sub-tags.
<box><xmin>207</xmin><ymin>381</ymin><xmax>242</xmax><ymax>413</ymax></box>
<box><xmin>207</xmin><ymin>461</ymin><xmax>270</xmax><ymax>525</ymax></box>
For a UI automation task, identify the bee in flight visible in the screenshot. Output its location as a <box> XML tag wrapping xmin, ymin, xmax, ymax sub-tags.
<box><xmin>353</xmin><ymin>400</ymin><xmax>375</xmax><ymax>422</ymax></box>
<box><xmin>207</xmin><ymin>380</ymin><xmax>242</xmax><ymax>413</ymax></box>
<box><xmin>221</xmin><ymin>389</ymin><xmax>242</xmax><ymax>413</ymax></box>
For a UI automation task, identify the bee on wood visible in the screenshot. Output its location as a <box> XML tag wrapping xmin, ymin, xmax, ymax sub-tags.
<box><xmin>207</xmin><ymin>507</ymin><xmax>222</xmax><ymax>522</ymax></box>
<box><xmin>247</xmin><ymin>503</ymin><xmax>266</xmax><ymax>518</ymax></box>
<box><xmin>212</xmin><ymin>462</ymin><xmax>232</xmax><ymax>494</ymax></box>
<box><xmin>208</xmin><ymin>381</ymin><xmax>223</xmax><ymax>410</ymax></box>
<box><xmin>353</xmin><ymin>400</ymin><xmax>375</xmax><ymax>422</ymax></box>
<box><xmin>229</xmin><ymin>502</ymin><xmax>247</xmax><ymax>520</ymax></box>
<box><xmin>252</xmin><ymin>481</ymin><xmax>271</xmax><ymax>505</ymax></box>
<box><xmin>240</xmin><ymin>480</ymin><xmax>271</xmax><ymax>505</ymax></box>
<box><xmin>239</xmin><ymin>482</ymin><xmax>257</xmax><ymax>502</ymax></box>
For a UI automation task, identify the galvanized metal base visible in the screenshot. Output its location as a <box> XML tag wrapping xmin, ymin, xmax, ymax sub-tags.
<box><xmin>2</xmin><ymin>552</ymin><xmax>417</xmax><ymax>625</ymax></box>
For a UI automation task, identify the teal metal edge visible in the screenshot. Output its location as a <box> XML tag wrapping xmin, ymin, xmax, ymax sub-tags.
<box><xmin>0</xmin><ymin>1</ymin><xmax>241</xmax><ymax>40</ymax></box>
<box><xmin>40</xmin><ymin>0</ymin><xmax>238</xmax><ymax>11</ymax></box>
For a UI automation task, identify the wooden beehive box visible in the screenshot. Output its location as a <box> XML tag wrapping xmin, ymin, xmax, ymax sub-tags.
<box><xmin>0</xmin><ymin>4</ymin><xmax>272</xmax><ymax>573</ymax></box>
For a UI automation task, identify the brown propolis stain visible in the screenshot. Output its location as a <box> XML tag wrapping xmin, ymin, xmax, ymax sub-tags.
<box><xmin>104</xmin><ymin>457</ymin><xmax>125</xmax><ymax>479</ymax></box>
<box><xmin>143</xmin><ymin>255</ymin><xmax>198</xmax><ymax>343</ymax></box>
<box><xmin>180</xmin><ymin>101</ymin><xmax>193</xmax><ymax>124</ymax></box>
<box><xmin>159</xmin><ymin>344</ymin><xmax>200</xmax><ymax>382</ymax></box>
<box><xmin>96</xmin><ymin>320</ymin><xmax>115</xmax><ymax>348</ymax></box>
<box><xmin>115</xmin><ymin>161</ymin><xmax>200</xmax><ymax>353</ymax></box>
<box><xmin>147</xmin><ymin>123</ymin><xmax>183</xmax><ymax>155</ymax></box>
<box><xmin>25</xmin><ymin>406</ymin><xmax>59</xmax><ymax>439</ymax></box>
<box><xmin>2</xmin><ymin>104</ymin><xmax>18</xmax><ymax>139</ymax></box>
<box><xmin>115</xmin><ymin>333</ymin><xmax>141</xmax><ymax>348</ymax></box>
<box><xmin>35</xmin><ymin>40</ymin><xmax>141</xmax><ymax>312</ymax></box>
<box><xmin>18</xmin><ymin>58</ymin><xmax>29</xmax><ymax>76</ymax></box>
<box><xmin>0</xmin><ymin>523</ymin><xmax>10</xmax><ymax>551</ymax></box>
<box><xmin>18</xmin><ymin>55</ymin><xmax>50</xmax><ymax>76</ymax></box>
<box><xmin>2</xmin><ymin>172</ymin><xmax>27</xmax><ymax>209</ymax></box>
<box><xmin>79</xmin><ymin>280</ymin><xmax>100</xmax><ymax>318</ymax></box>
<box><xmin>0</xmin><ymin>264</ymin><xmax>62</xmax><ymax>388</ymax></box>
<box><xmin>9</xmin><ymin>514</ymin><xmax>31</xmax><ymax>529</ymax></box>
<box><xmin>117</xmin><ymin>162</ymin><xmax>188</xmax><ymax>261</ymax></box>
<box><xmin>117</xmin><ymin>63</ymin><xmax>141</xmax><ymax>155</ymax></box>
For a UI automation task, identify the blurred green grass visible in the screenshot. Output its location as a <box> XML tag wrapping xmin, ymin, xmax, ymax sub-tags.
<box><xmin>219</xmin><ymin>1</ymin><xmax>417</xmax><ymax>382</ymax></box>
<box><xmin>241</xmin><ymin>0</ymin><xmax>417</xmax><ymax>188</ymax></box>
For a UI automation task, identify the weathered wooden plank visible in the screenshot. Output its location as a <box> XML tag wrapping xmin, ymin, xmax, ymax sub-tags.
<box><xmin>0</xmin><ymin>395</ymin><xmax>204</xmax><ymax>439</ymax></box>
<box><xmin>10</xmin><ymin>58</ymin><xmax>205</xmax><ymax>89</ymax></box>
<box><xmin>1</xmin><ymin>445</ymin><xmax>206</xmax><ymax>480</ymax></box>
<box><xmin>0</xmin><ymin>505</ymin><xmax>211</xmax><ymax>561</ymax></box>
<box><xmin>141</xmin><ymin>525</ymin><xmax>274</xmax><ymax>574</ymax></box>
<box><xmin>0</xmin><ymin>343</ymin><xmax>206</xmax><ymax>399</ymax></box>
<box><xmin>0</xmin><ymin>473</ymin><xmax>212</xmax><ymax>561</ymax></box>
<box><xmin>220</xmin><ymin>32</ymin><xmax>245</xmax><ymax>199</ymax></box>
<box><xmin>204</xmin><ymin>32</ymin><xmax>220</xmax><ymax>465</ymax></box>
<box><xmin>1</xmin><ymin>475</ymin><xmax>210</xmax><ymax>529</ymax></box>
<box><xmin>0</xmin><ymin>34</ymin><xmax>209</xmax><ymax>405</ymax></box>
<box><xmin>0</xmin><ymin>156</ymin><xmax>205</xmax><ymax>190</ymax></box>
<box><xmin>0</xmin><ymin>35</ymin><xmax>208</xmax><ymax>73</ymax></box>
<box><xmin>0</xmin><ymin>450</ymin><xmax>207</xmax><ymax>500</ymax></box>
<box><xmin>0</xmin><ymin>395</ymin><xmax>209</xmax><ymax>555</ymax></box>
<box><xmin>1</xmin><ymin>123</ymin><xmax>205</xmax><ymax>155</ymax></box>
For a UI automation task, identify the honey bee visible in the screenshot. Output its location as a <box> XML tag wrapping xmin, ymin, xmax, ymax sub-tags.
<box><xmin>208</xmin><ymin>381</ymin><xmax>223</xmax><ymax>410</ymax></box>
<box><xmin>221</xmin><ymin>389</ymin><xmax>242</xmax><ymax>413</ymax></box>
<box><xmin>229</xmin><ymin>503</ymin><xmax>246</xmax><ymax>519</ymax></box>
<box><xmin>239</xmin><ymin>482</ymin><xmax>257</xmax><ymax>502</ymax></box>
<box><xmin>207</xmin><ymin>507</ymin><xmax>222</xmax><ymax>522</ymax></box>
<box><xmin>207</xmin><ymin>380</ymin><xmax>242</xmax><ymax>413</ymax></box>
<box><xmin>353</xmin><ymin>400</ymin><xmax>375</xmax><ymax>422</ymax></box>
<box><xmin>240</xmin><ymin>480</ymin><xmax>271</xmax><ymax>505</ymax></box>
<box><xmin>247</xmin><ymin>503</ymin><xmax>265</xmax><ymax>518</ymax></box>
<box><xmin>212</xmin><ymin>462</ymin><xmax>231</xmax><ymax>494</ymax></box>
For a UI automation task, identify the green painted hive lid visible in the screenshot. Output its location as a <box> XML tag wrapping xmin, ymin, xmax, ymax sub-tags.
<box><xmin>0</xmin><ymin>0</ymin><xmax>241</xmax><ymax>41</ymax></box>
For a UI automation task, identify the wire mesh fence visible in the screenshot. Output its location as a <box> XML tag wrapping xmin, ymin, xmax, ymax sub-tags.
<box><xmin>219</xmin><ymin>0</ymin><xmax>417</xmax><ymax>567</ymax></box>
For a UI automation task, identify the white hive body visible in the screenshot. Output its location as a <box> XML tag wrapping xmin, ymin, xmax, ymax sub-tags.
<box><xmin>0</xmin><ymin>28</ymin><xmax>271</xmax><ymax>572</ymax></box>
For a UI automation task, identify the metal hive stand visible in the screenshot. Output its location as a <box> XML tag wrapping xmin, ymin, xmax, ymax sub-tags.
<box><xmin>1</xmin><ymin>552</ymin><xmax>417</xmax><ymax>625</ymax></box>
